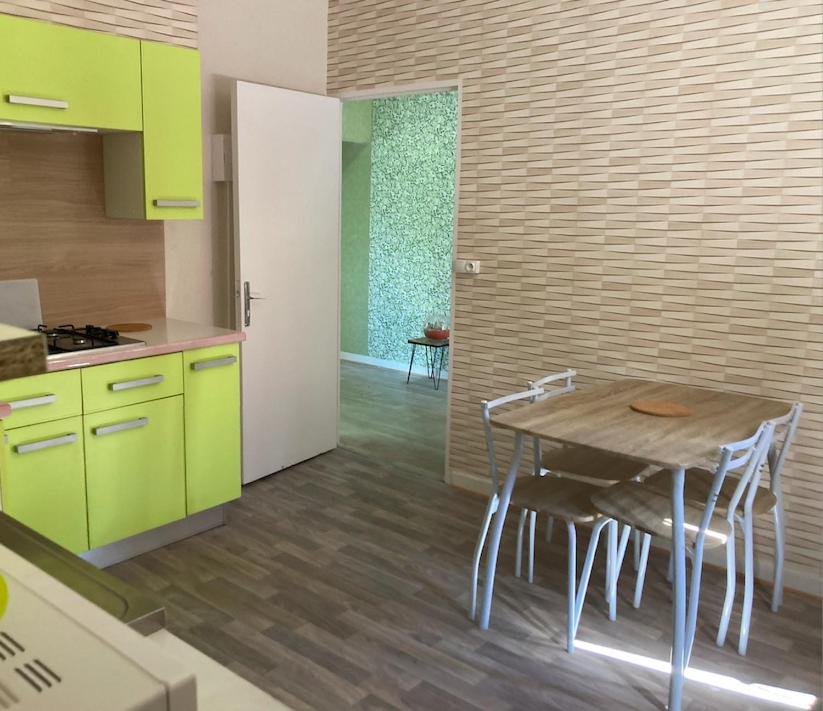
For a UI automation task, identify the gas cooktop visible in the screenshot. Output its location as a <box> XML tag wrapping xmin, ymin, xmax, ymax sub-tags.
<box><xmin>37</xmin><ymin>324</ymin><xmax>144</xmax><ymax>358</ymax></box>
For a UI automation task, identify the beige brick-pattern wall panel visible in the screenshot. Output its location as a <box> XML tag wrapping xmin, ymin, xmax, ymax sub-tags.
<box><xmin>0</xmin><ymin>0</ymin><xmax>197</xmax><ymax>47</ymax></box>
<box><xmin>329</xmin><ymin>1</ymin><xmax>823</xmax><ymax>574</ymax></box>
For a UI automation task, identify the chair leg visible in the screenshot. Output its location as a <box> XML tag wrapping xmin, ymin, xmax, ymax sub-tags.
<box><xmin>716</xmin><ymin>523</ymin><xmax>737</xmax><ymax>647</ymax></box>
<box><xmin>772</xmin><ymin>495</ymin><xmax>785</xmax><ymax>613</ymax></box>
<box><xmin>567</xmin><ymin>521</ymin><xmax>577</xmax><ymax>653</ymax></box>
<box><xmin>633</xmin><ymin>529</ymin><xmax>641</xmax><ymax>571</ymax></box>
<box><xmin>739</xmin><ymin>511</ymin><xmax>755</xmax><ymax>656</ymax></box>
<box><xmin>572</xmin><ymin>518</ymin><xmax>611</xmax><ymax>641</ymax></box>
<box><xmin>546</xmin><ymin>515</ymin><xmax>555</xmax><ymax>543</ymax></box>
<box><xmin>528</xmin><ymin>510</ymin><xmax>537</xmax><ymax>584</ymax></box>
<box><xmin>633</xmin><ymin>533</ymin><xmax>651</xmax><ymax>609</ymax></box>
<box><xmin>515</xmin><ymin>508</ymin><xmax>528</xmax><ymax>578</ymax></box>
<box><xmin>610</xmin><ymin>524</ymin><xmax>631</xmax><ymax>621</ymax></box>
<box><xmin>605</xmin><ymin>522</ymin><xmax>614</xmax><ymax>603</ymax></box>
<box><xmin>469</xmin><ymin>493</ymin><xmax>498</xmax><ymax>621</ymax></box>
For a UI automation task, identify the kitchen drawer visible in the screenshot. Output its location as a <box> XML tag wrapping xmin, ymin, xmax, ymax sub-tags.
<box><xmin>0</xmin><ymin>14</ymin><xmax>142</xmax><ymax>131</ymax></box>
<box><xmin>0</xmin><ymin>370</ymin><xmax>82</xmax><ymax>429</ymax></box>
<box><xmin>81</xmin><ymin>353</ymin><xmax>183</xmax><ymax>413</ymax></box>
<box><xmin>183</xmin><ymin>344</ymin><xmax>241</xmax><ymax>514</ymax></box>
<box><xmin>85</xmin><ymin>396</ymin><xmax>185</xmax><ymax>548</ymax></box>
<box><xmin>1</xmin><ymin>416</ymin><xmax>89</xmax><ymax>553</ymax></box>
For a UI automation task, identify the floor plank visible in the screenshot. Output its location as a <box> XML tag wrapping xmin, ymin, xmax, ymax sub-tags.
<box><xmin>111</xmin><ymin>363</ymin><xmax>821</xmax><ymax>710</ymax></box>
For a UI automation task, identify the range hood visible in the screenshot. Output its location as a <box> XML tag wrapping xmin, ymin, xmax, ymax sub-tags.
<box><xmin>0</xmin><ymin>119</ymin><xmax>98</xmax><ymax>133</ymax></box>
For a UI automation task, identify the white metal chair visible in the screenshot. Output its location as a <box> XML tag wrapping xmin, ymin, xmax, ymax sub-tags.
<box><xmin>585</xmin><ymin>421</ymin><xmax>775</xmax><ymax>665</ymax></box>
<box><xmin>469</xmin><ymin>385</ymin><xmax>621</xmax><ymax>652</ymax></box>
<box><xmin>520</xmin><ymin>371</ymin><xmax>649</xmax><ymax>581</ymax></box>
<box><xmin>636</xmin><ymin>403</ymin><xmax>801</xmax><ymax>654</ymax></box>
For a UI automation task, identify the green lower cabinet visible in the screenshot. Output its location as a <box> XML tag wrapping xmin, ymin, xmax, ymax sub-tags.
<box><xmin>1</xmin><ymin>417</ymin><xmax>89</xmax><ymax>553</ymax></box>
<box><xmin>84</xmin><ymin>396</ymin><xmax>185</xmax><ymax>549</ymax></box>
<box><xmin>183</xmin><ymin>345</ymin><xmax>241</xmax><ymax>514</ymax></box>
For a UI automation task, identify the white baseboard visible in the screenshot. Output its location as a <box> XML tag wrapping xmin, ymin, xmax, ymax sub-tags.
<box><xmin>447</xmin><ymin>467</ymin><xmax>822</xmax><ymax>599</ymax></box>
<box><xmin>341</xmin><ymin>351</ymin><xmax>449</xmax><ymax>380</ymax></box>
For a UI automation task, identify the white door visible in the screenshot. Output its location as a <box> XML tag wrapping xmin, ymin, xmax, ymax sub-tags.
<box><xmin>232</xmin><ymin>81</ymin><xmax>340</xmax><ymax>484</ymax></box>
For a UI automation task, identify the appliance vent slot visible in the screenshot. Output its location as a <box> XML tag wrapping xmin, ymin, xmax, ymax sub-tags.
<box><xmin>32</xmin><ymin>660</ymin><xmax>60</xmax><ymax>685</ymax></box>
<box><xmin>13</xmin><ymin>660</ymin><xmax>61</xmax><ymax>696</ymax></box>
<box><xmin>0</xmin><ymin>635</ymin><xmax>23</xmax><ymax>654</ymax></box>
<box><xmin>0</xmin><ymin>677</ymin><xmax>18</xmax><ymax>708</ymax></box>
<box><xmin>13</xmin><ymin>668</ymin><xmax>40</xmax><ymax>693</ymax></box>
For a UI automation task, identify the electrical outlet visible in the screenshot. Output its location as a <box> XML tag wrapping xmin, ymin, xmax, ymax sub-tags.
<box><xmin>453</xmin><ymin>259</ymin><xmax>480</xmax><ymax>275</ymax></box>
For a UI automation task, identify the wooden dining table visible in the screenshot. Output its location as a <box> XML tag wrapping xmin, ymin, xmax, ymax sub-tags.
<box><xmin>481</xmin><ymin>378</ymin><xmax>791</xmax><ymax>711</ymax></box>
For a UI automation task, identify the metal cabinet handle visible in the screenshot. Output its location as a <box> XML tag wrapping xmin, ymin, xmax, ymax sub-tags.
<box><xmin>109</xmin><ymin>375</ymin><xmax>164</xmax><ymax>392</ymax></box>
<box><xmin>7</xmin><ymin>95</ymin><xmax>69</xmax><ymax>110</ymax></box>
<box><xmin>8</xmin><ymin>394</ymin><xmax>57</xmax><ymax>411</ymax></box>
<box><xmin>93</xmin><ymin>417</ymin><xmax>148</xmax><ymax>437</ymax></box>
<box><xmin>153</xmin><ymin>199</ymin><xmax>200</xmax><ymax>208</ymax></box>
<box><xmin>191</xmin><ymin>355</ymin><xmax>237</xmax><ymax>371</ymax></box>
<box><xmin>15</xmin><ymin>433</ymin><xmax>78</xmax><ymax>455</ymax></box>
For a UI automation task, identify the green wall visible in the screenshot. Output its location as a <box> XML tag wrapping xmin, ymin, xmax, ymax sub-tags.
<box><xmin>341</xmin><ymin>91</ymin><xmax>457</xmax><ymax>364</ymax></box>
<box><xmin>340</xmin><ymin>101</ymin><xmax>372</xmax><ymax>354</ymax></box>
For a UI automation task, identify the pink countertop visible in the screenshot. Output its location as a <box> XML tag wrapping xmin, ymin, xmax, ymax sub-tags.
<box><xmin>46</xmin><ymin>318</ymin><xmax>245</xmax><ymax>372</ymax></box>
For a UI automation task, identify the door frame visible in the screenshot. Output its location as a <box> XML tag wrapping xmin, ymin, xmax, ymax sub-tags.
<box><xmin>337</xmin><ymin>80</ymin><xmax>463</xmax><ymax>484</ymax></box>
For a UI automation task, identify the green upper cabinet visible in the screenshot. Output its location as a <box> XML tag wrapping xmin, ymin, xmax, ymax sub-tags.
<box><xmin>0</xmin><ymin>14</ymin><xmax>141</xmax><ymax>131</ymax></box>
<box><xmin>141</xmin><ymin>41</ymin><xmax>204</xmax><ymax>220</ymax></box>
<box><xmin>183</xmin><ymin>345</ymin><xmax>242</xmax><ymax>515</ymax></box>
<box><xmin>103</xmin><ymin>40</ymin><xmax>204</xmax><ymax>220</ymax></box>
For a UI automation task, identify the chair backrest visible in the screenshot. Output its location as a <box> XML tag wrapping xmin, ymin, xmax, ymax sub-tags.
<box><xmin>526</xmin><ymin>369</ymin><xmax>576</xmax><ymax>473</ymax></box>
<box><xmin>480</xmin><ymin>387</ymin><xmax>543</xmax><ymax>491</ymax></box>
<box><xmin>766</xmin><ymin>403</ymin><xmax>803</xmax><ymax>495</ymax></box>
<box><xmin>527</xmin><ymin>369</ymin><xmax>576</xmax><ymax>401</ymax></box>
<box><xmin>714</xmin><ymin>420</ymin><xmax>775</xmax><ymax>515</ymax></box>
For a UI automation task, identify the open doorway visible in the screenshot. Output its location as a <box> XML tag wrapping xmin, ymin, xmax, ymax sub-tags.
<box><xmin>338</xmin><ymin>86</ymin><xmax>460</xmax><ymax>481</ymax></box>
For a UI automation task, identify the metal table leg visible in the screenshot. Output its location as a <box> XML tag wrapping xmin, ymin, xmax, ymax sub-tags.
<box><xmin>478</xmin><ymin>432</ymin><xmax>524</xmax><ymax>630</ymax></box>
<box><xmin>406</xmin><ymin>343</ymin><xmax>417</xmax><ymax>384</ymax></box>
<box><xmin>669</xmin><ymin>466</ymin><xmax>687</xmax><ymax>711</ymax></box>
<box><xmin>433</xmin><ymin>346</ymin><xmax>446</xmax><ymax>390</ymax></box>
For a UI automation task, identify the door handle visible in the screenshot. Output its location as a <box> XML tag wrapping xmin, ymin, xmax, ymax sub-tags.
<box><xmin>243</xmin><ymin>282</ymin><xmax>265</xmax><ymax>327</ymax></box>
<box><xmin>8</xmin><ymin>394</ymin><xmax>57</xmax><ymax>410</ymax></box>
<box><xmin>7</xmin><ymin>95</ymin><xmax>68</xmax><ymax>110</ymax></box>
<box><xmin>15</xmin><ymin>433</ymin><xmax>78</xmax><ymax>455</ymax></box>
<box><xmin>93</xmin><ymin>417</ymin><xmax>149</xmax><ymax>437</ymax></box>
<box><xmin>191</xmin><ymin>355</ymin><xmax>237</xmax><ymax>371</ymax></box>
<box><xmin>152</xmin><ymin>199</ymin><xmax>200</xmax><ymax>209</ymax></box>
<box><xmin>109</xmin><ymin>375</ymin><xmax>164</xmax><ymax>392</ymax></box>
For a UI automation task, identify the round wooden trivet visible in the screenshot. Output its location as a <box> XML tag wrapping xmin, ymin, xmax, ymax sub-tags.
<box><xmin>107</xmin><ymin>322</ymin><xmax>152</xmax><ymax>333</ymax></box>
<box><xmin>630</xmin><ymin>400</ymin><xmax>692</xmax><ymax>417</ymax></box>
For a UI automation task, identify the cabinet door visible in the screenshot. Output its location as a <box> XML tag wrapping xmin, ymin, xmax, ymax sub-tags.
<box><xmin>1</xmin><ymin>417</ymin><xmax>89</xmax><ymax>553</ymax></box>
<box><xmin>0</xmin><ymin>370</ymin><xmax>82</xmax><ymax>429</ymax></box>
<box><xmin>183</xmin><ymin>345</ymin><xmax>241</xmax><ymax>514</ymax></box>
<box><xmin>85</xmin><ymin>397</ymin><xmax>185</xmax><ymax>548</ymax></box>
<box><xmin>81</xmin><ymin>353</ymin><xmax>183</xmax><ymax>414</ymax></box>
<box><xmin>0</xmin><ymin>14</ymin><xmax>142</xmax><ymax>130</ymax></box>
<box><xmin>141</xmin><ymin>41</ymin><xmax>203</xmax><ymax>220</ymax></box>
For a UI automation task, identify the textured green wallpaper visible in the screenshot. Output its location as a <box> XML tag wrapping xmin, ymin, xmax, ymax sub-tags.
<box><xmin>341</xmin><ymin>101</ymin><xmax>373</xmax><ymax>355</ymax></box>
<box><xmin>368</xmin><ymin>91</ymin><xmax>457</xmax><ymax>363</ymax></box>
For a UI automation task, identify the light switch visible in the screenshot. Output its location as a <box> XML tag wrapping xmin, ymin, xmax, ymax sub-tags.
<box><xmin>453</xmin><ymin>259</ymin><xmax>480</xmax><ymax>275</ymax></box>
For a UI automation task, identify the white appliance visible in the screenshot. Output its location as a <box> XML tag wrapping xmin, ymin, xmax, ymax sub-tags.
<box><xmin>0</xmin><ymin>280</ymin><xmax>42</xmax><ymax>330</ymax></box>
<box><xmin>231</xmin><ymin>81</ymin><xmax>341</xmax><ymax>484</ymax></box>
<box><xmin>0</xmin><ymin>546</ymin><xmax>196</xmax><ymax>709</ymax></box>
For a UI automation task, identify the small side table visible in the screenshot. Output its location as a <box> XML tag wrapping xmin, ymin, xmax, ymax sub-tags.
<box><xmin>406</xmin><ymin>337</ymin><xmax>449</xmax><ymax>390</ymax></box>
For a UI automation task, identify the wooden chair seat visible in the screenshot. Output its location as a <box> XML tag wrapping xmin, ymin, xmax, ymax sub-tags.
<box><xmin>512</xmin><ymin>476</ymin><xmax>601</xmax><ymax>523</ymax></box>
<box><xmin>590</xmin><ymin>482</ymin><xmax>731</xmax><ymax>549</ymax></box>
<box><xmin>542</xmin><ymin>445</ymin><xmax>648</xmax><ymax>482</ymax></box>
<box><xmin>643</xmin><ymin>469</ymin><xmax>778</xmax><ymax>516</ymax></box>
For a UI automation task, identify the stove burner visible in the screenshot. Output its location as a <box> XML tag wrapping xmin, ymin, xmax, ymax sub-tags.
<box><xmin>35</xmin><ymin>323</ymin><xmax>143</xmax><ymax>357</ymax></box>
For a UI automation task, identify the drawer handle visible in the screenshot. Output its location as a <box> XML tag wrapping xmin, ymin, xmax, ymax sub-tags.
<box><xmin>15</xmin><ymin>433</ymin><xmax>78</xmax><ymax>455</ymax></box>
<box><xmin>153</xmin><ymin>199</ymin><xmax>200</xmax><ymax>209</ymax></box>
<box><xmin>191</xmin><ymin>356</ymin><xmax>237</xmax><ymax>371</ymax></box>
<box><xmin>8</xmin><ymin>394</ymin><xmax>57</xmax><ymax>411</ymax></box>
<box><xmin>93</xmin><ymin>417</ymin><xmax>148</xmax><ymax>437</ymax></box>
<box><xmin>109</xmin><ymin>375</ymin><xmax>164</xmax><ymax>392</ymax></box>
<box><xmin>7</xmin><ymin>94</ymin><xmax>69</xmax><ymax>110</ymax></box>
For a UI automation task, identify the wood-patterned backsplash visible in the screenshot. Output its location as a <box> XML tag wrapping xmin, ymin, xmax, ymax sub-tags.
<box><xmin>329</xmin><ymin>0</ymin><xmax>823</xmax><ymax>580</ymax></box>
<box><xmin>0</xmin><ymin>0</ymin><xmax>197</xmax><ymax>47</ymax></box>
<box><xmin>0</xmin><ymin>131</ymin><xmax>165</xmax><ymax>326</ymax></box>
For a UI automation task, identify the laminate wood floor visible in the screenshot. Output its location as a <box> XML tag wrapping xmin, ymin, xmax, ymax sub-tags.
<box><xmin>111</xmin><ymin>365</ymin><xmax>821</xmax><ymax>711</ymax></box>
